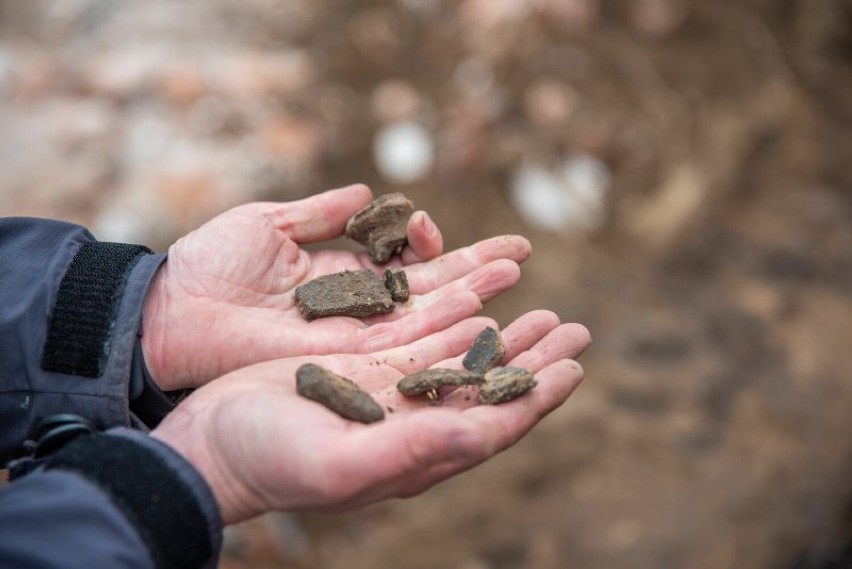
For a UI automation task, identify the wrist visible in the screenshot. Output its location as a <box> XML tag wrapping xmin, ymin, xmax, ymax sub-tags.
<box><xmin>151</xmin><ymin>401</ymin><xmax>262</xmax><ymax>525</ymax></box>
<box><xmin>141</xmin><ymin>263</ymin><xmax>172</xmax><ymax>390</ymax></box>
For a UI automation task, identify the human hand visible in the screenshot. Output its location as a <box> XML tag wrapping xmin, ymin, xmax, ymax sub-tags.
<box><xmin>151</xmin><ymin>311</ymin><xmax>591</xmax><ymax>524</ymax></box>
<box><xmin>141</xmin><ymin>184</ymin><xmax>531</xmax><ymax>391</ymax></box>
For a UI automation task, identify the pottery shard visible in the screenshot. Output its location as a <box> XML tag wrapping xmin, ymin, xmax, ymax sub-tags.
<box><xmin>397</xmin><ymin>368</ymin><xmax>485</xmax><ymax>396</ymax></box>
<box><xmin>478</xmin><ymin>367</ymin><xmax>537</xmax><ymax>404</ymax></box>
<box><xmin>463</xmin><ymin>326</ymin><xmax>505</xmax><ymax>374</ymax></box>
<box><xmin>383</xmin><ymin>268</ymin><xmax>410</xmax><ymax>302</ymax></box>
<box><xmin>296</xmin><ymin>363</ymin><xmax>385</xmax><ymax>423</ymax></box>
<box><xmin>345</xmin><ymin>193</ymin><xmax>415</xmax><ymax>264</ymax></box>
<box><xmin>295</xmin><ymin>269</ymin><xmax>394</xmax><ymax>321</ymax></box>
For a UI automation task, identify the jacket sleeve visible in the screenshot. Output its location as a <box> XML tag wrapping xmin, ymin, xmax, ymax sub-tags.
<box><xmin>0</xmin><ymin>219</ymin><xmax>223</xmax><ymax>568</ymax></box>
<box><xmin>0</xmin><ymin>428</ymin><xmax>222</xmax><ymax>569</ymax></box>
<box><xmin>0</xmin><ymin>217</ymin><xmax>166</xmax><ymax>463</ymax></box>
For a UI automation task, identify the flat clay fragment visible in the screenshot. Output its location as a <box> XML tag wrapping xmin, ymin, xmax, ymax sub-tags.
<box><xmin>478</xmin><ymin>367</ymin><xmax>537</xmax><ymax>404</ymax></box>
<box><xmin>397</xmin><ymin>368</ymin><xmax>485</xmax><ymax>396</ymax></box>
<box><xmin>345</xmin><ymin>193</ymin><xmax>415</xmax><ymax>264</ymax></box>
<box><xmin>295</xmin><ymin>269</ymin><xmax>394</xmax><ymax>321</ymax></box>
<box><xmin>384</xmin><ymin>268</ymin><xmax>410</xmax><ymax>302</ymax></box>
<box><xmin>463</xmin><ymin>326</ymin><xmax>505</xmax><ymax>374</ymax></box>
<box><xmin>296</xmin><ymin>363</ymin><xmax>385</xmax><ymax>423</ymax></box>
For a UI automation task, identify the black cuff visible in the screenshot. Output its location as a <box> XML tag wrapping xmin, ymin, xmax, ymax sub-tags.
<box><xmin>41</xmin><ymin>242</ymin><xmax>153</xmax><ymax>378</ymax></box>
<box><xmin>130</xmin><ymin>339</ymin><xmax>193</xmax><ymax>429</ymax></box>
<box><xmin>45</xmin><ymin>433</ymin><xmax>215</xmax><ymax>569</ymax></box>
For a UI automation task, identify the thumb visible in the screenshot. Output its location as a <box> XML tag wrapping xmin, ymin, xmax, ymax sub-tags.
<box><xmin>324</xmin><ymin>409</ymin><xmax>492</xmax><ymax>499</ymax></box>
<box><xmin>259</xmin><ymin>184</ymin><xmax>373</xmax><ymax>243</ymax></box>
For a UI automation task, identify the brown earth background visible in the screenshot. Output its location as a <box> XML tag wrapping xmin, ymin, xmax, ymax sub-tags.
<box><xmin>1</xmin><ymin>1</ymin><xmax>851</xmax><ymax>567</ymax></box>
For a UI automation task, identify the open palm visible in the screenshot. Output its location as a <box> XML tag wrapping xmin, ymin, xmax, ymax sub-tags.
<box><xmin>152</xmin><ymin>310</ymin><xmax>591</xmax><ymax>524</ymax></box>
<box><xmin>141</xmin><ymin>185</ymin><xmax>532</xmax><ymax>391</ymax></box>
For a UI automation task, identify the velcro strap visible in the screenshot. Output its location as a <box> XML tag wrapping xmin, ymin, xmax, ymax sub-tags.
<box><xmin>45</xmin><ymin>434</ymin><xmax>213</xmax><ymax>569</ymax></box>
<box><xmin>41</xmin><ymin>242</ymin><xmax>152</xmax><ymax>377</ymax></box>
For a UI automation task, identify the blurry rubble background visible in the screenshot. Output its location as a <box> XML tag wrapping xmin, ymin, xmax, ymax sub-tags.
<box><xmin>2</xmin><ymin>0</ymin><xmax>852</xmax><ymax>567</ymax></box>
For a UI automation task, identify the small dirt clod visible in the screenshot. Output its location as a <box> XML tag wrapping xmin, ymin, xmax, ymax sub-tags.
<box><xmin>384</xmin><ymin>268</ymin><xmax>410</xmax><ymax>302</ymax></box>
<box><xmin>478</xmin><ymin>367</ymin><xmax>537</xmax><ymax>404</ymax></box>
<box><xmin>294</xmin><ymin>269</ymin><xmax>394</xmax><ymax>320</ymax></box>
<box><xmin>296</xmin><ymin>363</ymin><xmax>385</xmax><ymax>423</ymax></box>
<box><xmin>397</xmin><ymin>368</ymin><xmax>485</xmax><ymax>396</ymax></box>
<box><xmin>463</xmin><ymin>326</ymin><xmax>505</xmax><ymax>374</ymax></box>
<box><xmin>345</xmin><ymin>193</ymin><xmax>415</xmax><ymax>264</ymax></box>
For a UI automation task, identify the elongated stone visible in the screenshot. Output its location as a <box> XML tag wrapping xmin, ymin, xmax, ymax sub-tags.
<box><xmin>345</xmin><ymin>193</ymin><xmax>415</xmax><ymax>264</ymax></box>
<box><xmin>295</xmin><ymin>269</ymin><xmax>394</xmax><ymax>321</ymax></box>
<box><xmin>383</xmin><ymin>268</ymin><xmax>410</xmax><ymax>302</ymax></box>
<box><xmin>296</xmin><ymin>363</ymin><xmax>385</xmax><ymax>423</ymax></box>
<box><xmin>397</xmin><ymin>368</ymin><xmax>485</xmax><ymax>396</ymax></box>
<box><xmin>478</xmin><ymin>367</ymin><xmax>537</xmax><ymax>404</ymax></box>
<box><xmin>463</xmin><ymin>326</ymin><xmax>504</xmax><ymax>374</ymax></box>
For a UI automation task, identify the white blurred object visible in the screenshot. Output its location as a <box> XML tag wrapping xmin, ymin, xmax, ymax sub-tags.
<box><xmin>373</xmin><ymin>121</ymin><xmax>434</xmax><ymax>183</ymax></box>
<box><xmin>93</xmin><ymin>189</ymin><xmax>171</xmax><ymax>245</ymax></box>
<box><xmin>94</xmin><ymin>205</ymin><xmax>154</xmax><ymax>244</ymax></box>
<box><xmin>510</xmin><ymin>153</ymin><xmax>610</xmax><ymax>232</ymax></box>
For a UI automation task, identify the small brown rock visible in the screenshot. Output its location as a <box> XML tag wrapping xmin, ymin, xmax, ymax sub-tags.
<box><xmin>295</xmin><ymin>269</ymin><xmax>394</xmax><ymax>320</ymax></box>
<box><xmin>345</xmin><ymin>193</ymin><xmax>415</xmax><ymax>264</ymax></box>
<box><xmin>296</xmin><ymin>363</ymin><xmax>385</xmax><ymax>423</ymax></box>
<box><xmin>463</xmin><ymin>326</ymin><xmax>505</xmax><ymax>374</ymax></box>
<box><xmin>397</xmin><ymin>368</ymin><xmax>485</xmax><ymax>396</ymax></box>
<box><xmin>478</xmin><ymin>367</ymin><xmax>537</xmax><ymax>404</ymax></box>
<box><xmin>383</xmin><ymin>268</ymin><xmax>410</xmax><ymax>302</ymax></box>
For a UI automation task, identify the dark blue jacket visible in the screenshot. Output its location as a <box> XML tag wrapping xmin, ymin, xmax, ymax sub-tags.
<box><xmin>0</xmin><ymin>218</ymin><xmax>221</xmax><ymax>568</ymax></box>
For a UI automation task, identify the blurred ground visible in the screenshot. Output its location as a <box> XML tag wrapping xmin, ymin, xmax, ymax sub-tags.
<box><xmin>2</xmin><ymin>1</ymin><xmax>852</xmax><ymax>567</ymax></box>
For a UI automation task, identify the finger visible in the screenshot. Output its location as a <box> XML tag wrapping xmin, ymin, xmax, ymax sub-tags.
<box><xmin>323</xmin><ymin>407</ymin><xmax>492</xmax><ymax>505</ymax></box>
<box><xmin>369</xmin><ymin>259</ymin><xmax>521</xmax><ymax>324</ymax></box>
<box><xmin>390</xmin><ymin>358</ymin><xmax>586</xmax><ymax>498</ymax></box>
<box><xmin>430</xmin><ymin>310</ymin><xmax>562</xmax><ymax>370</ymax></box>
<box><xmin>270</xmin><ymin>289</ymin><xmax>485</xmax><ymax>362</ymax></box>
<box><xmin>402</xmin><ymin>236</ymin><xmax>532</xmax><ymax>296</ymax></box>
<box><xmin>464</xmin><ymin>359</ymin><xmax>585</xmax><ymax>445</ymax></box>
<box><xmin>500</xmin><ymin>310</ymin><xmax>562</xmax><ymax>362</ymax></box>
<box><xmin>334</xmin><ymin>360</ymin><xmax>583</xmax><ymax>507</ymax></box>
<box><xmin>438</xmin><ymin>321</ymin><xmax>590</xmax><ymax>408</ymax></box>
<box><xmin>386</xmin><ymin>310</ymin><xmax>559</xmax><ymax>407</ymax></box>
<box><xmin>353</xmin><ymin>290</ymin><xmax>483</xmax><ymax>354</ymax></box>
<box><xmin>260</xmin><ymin>184</ymin><xmax>373</xmax><ymax>243</ymax></box>
<box><xmin>504</xmin><ymin>322</ymin><xmax>592</xmax><ymax>370</ymax></box>
<box><xmin>401</xmin><ymin>211</ymin><xmax>443</xmax><ymax>264</ymax></box>
<box><xmin>369</xmin><ymin>316</ymin><xmax>498</xmax><ymax>376</ymax></box>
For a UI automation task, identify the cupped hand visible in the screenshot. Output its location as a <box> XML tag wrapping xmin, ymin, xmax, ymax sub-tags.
<box><xmin>141</xmin><ymin>184</ymin><xmax>532</xmax><ymax>391</ymax></box>
<box><xmin>151</xmin><ymin>311</ymin><xmax>591</xmax><ymax>524</ymax></box>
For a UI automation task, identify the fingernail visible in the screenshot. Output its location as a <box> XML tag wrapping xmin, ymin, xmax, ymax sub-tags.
<box><xmin>420</xmin><ymin>211</ymin><xmax>437</xmax><ymax>237</ymax></box>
